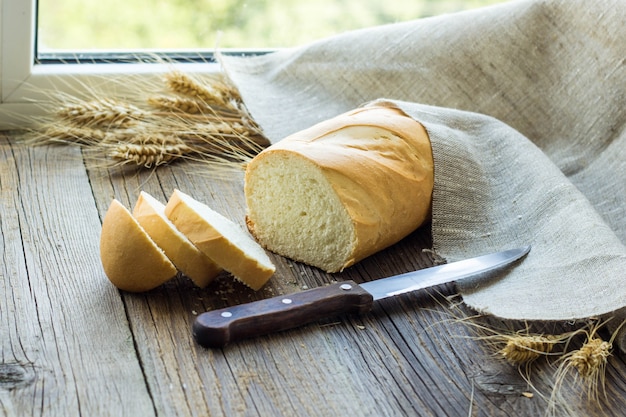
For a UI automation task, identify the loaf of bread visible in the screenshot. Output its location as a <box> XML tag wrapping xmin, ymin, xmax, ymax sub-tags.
<box><xmin>100</xmin><ymin>199</ymin><xmax>178</xmax><ymax>292</ymax></box>
<box><xmin>244</xmin><ymin>104</ymin><xmax>434</xmax><ymax>273</ymax></box>
<box><xmin>133</xmin><ymin>191</ymin><xmax>222</xmax><ymax>288</ymax></box>
<box><xmin>165</xmin><ymin>189</ymin><xmax>275</xmax><ymax>290</ymax></box>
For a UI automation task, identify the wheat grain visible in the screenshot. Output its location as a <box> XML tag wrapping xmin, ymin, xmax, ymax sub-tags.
<box><xmin>147</xmin><ymin>95</ymin><xmax>209</xmax><ymax>114</ymax></box>
<box><xmin>569</xmin><ymin>337</ymin><xmax>611</xmax><ymax>379</ymax></box>
<box><xmin>499</xmin><ymin>334</ymin><xmax>558</xmax><ymax>365</ymax></box>
<box><xmin>57</xmin><ymin>98</ymin><xmax>145</xmax><ymax>128</ymax></box>
<box><xmin>184</xmin><ymin>129</ymin><xmax>267</xmax><ymax>156</ymax></box>
<box><xmin>109</xmin><ymin>142</ymin><xmax>192</xmax><ymax>168</ymax></box>
<box><xmin>164</xmin><ymin>71</ymin><xmax>238</xmax><ymax>111</ymax></box>
<box><xmin>26</xmin><ymin>68</ymin><xmax>270</xmax><ymax>171</ymax></box>
<box><xmin>126</xmin><ymin>131</ymin><xmax>187</xmax><ymax>146</ymax></box>
<box><xmin>450</xmin><ymin>315</ymin><xmax>571</xmax><ymax>365</ymax></box>
<box><xmin>175</xmin><ymin>121</ymin><xmax>255</xmax><ymax>141</ymax></box>
<box><xmin>39</xmin><ymin>125</ymin><xmax>108</xmax><ymax>145</ymax></box>
<box><xmin>208</xmin><ymin>73</ymin><xmax>243</xmax><ymax>101</ymax></box>
<box><xmin>548</xmin><ymin>318</ymin><xmax>625</xmax><ymax>413</ymax></box>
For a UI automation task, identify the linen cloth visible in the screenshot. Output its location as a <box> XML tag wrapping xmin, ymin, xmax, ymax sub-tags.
<box><xmin>220</xmin><ymin>0</ymin><xmax>626</xmax><ymax>347</ymax></box>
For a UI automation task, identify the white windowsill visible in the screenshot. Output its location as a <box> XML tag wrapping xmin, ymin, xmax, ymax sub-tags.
<box><xmin>0</xmin><ymin>0</ymin><xmax>225</xmax><ymax>130</ymax></box>
<box><xmin>0</xmin><ymin>61</ymin><xmax>222</xmax><ymax>130</ymax></box>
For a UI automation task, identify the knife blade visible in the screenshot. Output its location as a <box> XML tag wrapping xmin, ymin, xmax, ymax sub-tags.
<box><xmin>193</xmin><ymin>246</ymin><xmax>530</xmax><ymax>348</ymax></box>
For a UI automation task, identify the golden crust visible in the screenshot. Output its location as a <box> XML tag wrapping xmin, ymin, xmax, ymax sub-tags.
<box><xmin>99</xmin><ymin>199</ymin><xmax>177</xmax><ymax>292</ymax></box>
<box><xmin>165</xmin><ymin>190</ymin><xmax>275</xmax><ymax>290</ymax></box>
<box><xmin>132</xmin><ymin>191</ymin><xmax>221</xmax><ymax>288</ymax></box>
<box><xmin>245</xmin><ymin>104</ymin><xmax>434</xmax><ymax>272</ymax></box>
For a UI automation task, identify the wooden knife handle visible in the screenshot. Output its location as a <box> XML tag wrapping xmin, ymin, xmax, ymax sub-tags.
<box><xmin>193</xmin><ymin>280</ymin><xmax>374</xmax><ymax>348</ymax></box>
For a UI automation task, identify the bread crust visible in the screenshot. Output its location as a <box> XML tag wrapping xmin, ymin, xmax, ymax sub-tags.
<box><xmin>133</xmin><ymin>191</ymin><xmax>221</xmax><ymax>288</ymax></box>
<box><xmin>99</xmin><ymin>199</ymin><xmax>177</xmax><ymax>292</ymax></box>
<box><xmin>245</xmin><ymin>104</ymin><xmax>434</xmax><ymax>272</ymax></box>
<box><xmin>165</xmin><ymin>190</ymin><xmax>275</xmax><ymax>290</ymax></box>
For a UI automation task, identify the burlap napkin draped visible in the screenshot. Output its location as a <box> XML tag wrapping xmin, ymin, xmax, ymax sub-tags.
<box><xmin>220</xmin><ymin>0</ymin><xmax>626</xmax><ymax>349</ymax></box>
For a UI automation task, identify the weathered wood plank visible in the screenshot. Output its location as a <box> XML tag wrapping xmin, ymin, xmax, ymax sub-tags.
<box><xmin>3</xmin><ymin>135</ymin><xmax>625</xmax><ymax>416</ymax></box>
<box><xmin>85</xmin><ymin>153</ymin><xmax>626</xmax><ymax>417</ymax></box>
<box><xmin>0</xmin><ymin>138</ymin><xmax>154</xmax><ymax>416</ymax></box>
<box><xmin>86</xmin><ymin>160</ymin><xmax>260</xmax><ymax>417</ymax></box>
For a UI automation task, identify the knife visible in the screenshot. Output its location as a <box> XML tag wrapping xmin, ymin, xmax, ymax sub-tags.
<box><xmin>193</xmin><ymin>246</ymin><xmax>530</xmax><ymax>348</ymax></box>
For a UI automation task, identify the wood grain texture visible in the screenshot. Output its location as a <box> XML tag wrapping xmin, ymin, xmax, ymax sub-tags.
<box><xmin>0</xmin><ymin>137</ymin><xmax>154</xmax><ymax>416</ymax></box>
<box><xmin>2</xmin><ymin>134</ymin><xmax>626</xmax><ymax>416</ymax></box>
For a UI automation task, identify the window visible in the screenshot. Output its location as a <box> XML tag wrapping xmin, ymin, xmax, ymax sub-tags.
<box><xmin>1</xmin><ymin>0</ymin><xmax>222</xmax><ymax>129</ymax></box>
<box><xmin>37</xmin><ymin>0</ymin><xmax>506</xmax><ymax>52</ymax></box>
<box><xmin>1</xmin><ymin>0</ymin><xmax>507</xmax><ymax>129</ymax></box>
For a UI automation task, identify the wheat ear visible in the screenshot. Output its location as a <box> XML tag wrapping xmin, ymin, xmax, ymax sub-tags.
<box><xmin>498</xmin><ymin>334</ymin><xmax>561</xmax><ymax>365</ymax></box>
<box><xmin>57</xmin><ymin>98</ymin><xmax>146</xmax><ymax>128</ymax></box>
<box><xmin>25</xmin><ymin>68</ymin><xmax>270</xmax><ymax>172</ymax></box>
<box><xmin>147</xmin><ymin>96</ymin><xmax>210</xmax><ymax>114</ymax></box>
<box><xmin>109</xmin><ymin>141</ymin><xmax>192</xmax><ymax>168</ymax></box>
<box><xmin>164</xmin><ymin>71</ymin><xmax>239</xmax><ymax>111</ymax></box>
<box><xmin>549</xmin><ymin>318</ymin><xmax>625</xmax><ymax>413</ymax></box>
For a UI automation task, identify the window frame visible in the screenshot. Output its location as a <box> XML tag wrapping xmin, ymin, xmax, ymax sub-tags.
<box><xmin>0</xmin><ymin>0</ymin><xmax>223</xmax><ymax>130</ymax></box>
<box><xmin>1</xmin><ymin>0</ymin><xmax>508</xmax><ymax>130</ymax></box>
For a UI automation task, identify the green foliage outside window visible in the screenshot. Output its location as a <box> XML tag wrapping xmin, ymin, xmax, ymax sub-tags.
<box><xmin>38</xmin><ymin>0</ymin><xmax>507</xmax><ymax>51</ymax></box>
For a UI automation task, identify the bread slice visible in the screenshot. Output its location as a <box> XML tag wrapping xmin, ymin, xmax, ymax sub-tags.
<box><xmin>132</xmin><ymin>191</ymin><xmax>222</xmax><ymax>288</ymax></box>
<box><xmin>100</xmin><ymin>199</ymin><xmax>177</xmax><ymax>292</ymax></box>
<box><xmin>244</xmin><ymin>104</ymin><xmax>434</xmax><ymax>273</ymax></box>
<box><xmin>164</xmin><ymin>189</ymin><xmax>275</xmax><ymax>290</ymax></box>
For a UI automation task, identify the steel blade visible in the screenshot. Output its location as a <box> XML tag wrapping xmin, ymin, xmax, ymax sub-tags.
<box><xmin>360</xmin><ymin>246</ymin><xmax>530</xmax><ymax>301</ymax></box>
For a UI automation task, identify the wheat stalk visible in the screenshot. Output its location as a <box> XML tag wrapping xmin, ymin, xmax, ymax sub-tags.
<box><xmin>569</xmin><ymin>337</ymin><xmax>611</xmax><ymax>380</ymax></box>
<box><xmin>25</xmin><ymin>68</ymin><xmax>270</xmax><ymax>172</ymax></box>
<box><xmin>109</xmin><ymin>141</ymin><xmax>192</xmax><ymax>168</ymax></box>
<box><xmin>57</xmin><ymin>98</ymin><xmax>146</xmax><ymax>128</ymax></box>
<box><xmin>147</xmin><ymin>95</ymin><xmax>210</xmax><ymax>114</ymax></box>
<box><xmin>498</xmin><ymin>334</ymin><xmax>560</xmax><ymax>365</ymax></box>
<box><xmin>39</xmin><ymin>125</ymin><xmax>108</xmax><ymax>145</ymax></box>
<box><xmin>164</xmin><ymin>71</ymin><xmax>240</xmax><ymax>112</ymax></box>
<box><xmin>545</xmin><ymin>318</ymin><xmax>626</xmax><ymax>417</ymax></box>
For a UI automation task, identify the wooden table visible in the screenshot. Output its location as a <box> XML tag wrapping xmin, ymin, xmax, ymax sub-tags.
<box><xmin>2</xmin><ymin>133</ymin><xmax>625</xmax><ymax>416</ymax></box>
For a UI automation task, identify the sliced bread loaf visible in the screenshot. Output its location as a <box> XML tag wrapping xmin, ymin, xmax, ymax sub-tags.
<box><xmin>164</xmin><ymin>189</ymin><xmax>275</xmax><ymax>290</ymax></box>
<box><xmin>133</xmin><ymin>191</ymin><xmax>222</xmax><ymax>288</ymax></box>
<box><xmin>244</xmin><ymin>104</ymin><xmax>434</xmax><ymax>273</ymax></box>
<box><xmin>100</xmin><ymin>199</ymin><xmax>178</xmax><ymax>292</ymax></box>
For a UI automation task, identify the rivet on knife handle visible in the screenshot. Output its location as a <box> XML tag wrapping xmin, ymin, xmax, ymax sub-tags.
<box><xmin>193</xmin><ymin>280</ymin><xmax>374</xmax><ymax>348</ymax></box>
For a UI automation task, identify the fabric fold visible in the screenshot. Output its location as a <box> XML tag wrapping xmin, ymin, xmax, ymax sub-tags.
<box><xmin>219</xmin><ymin>0</ymin><xmax>626</xmax><ymax>349</ymax></box>
<box><xmin>388</xmin><ymin>99</ymin><xmax>626</xmax><ymax>322</ymax></box>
